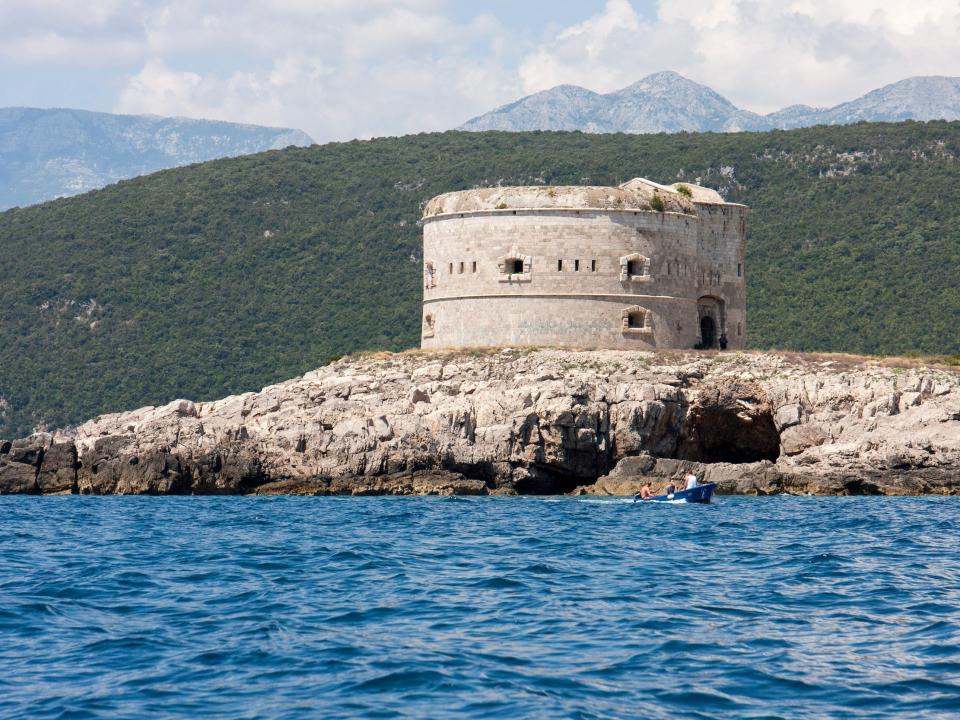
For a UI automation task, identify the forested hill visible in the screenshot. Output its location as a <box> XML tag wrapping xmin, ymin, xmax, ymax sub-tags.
<box><xmin>1</xmin><ymin>122</ymin><xmax>959</xmax><ymax>435</ymax></box>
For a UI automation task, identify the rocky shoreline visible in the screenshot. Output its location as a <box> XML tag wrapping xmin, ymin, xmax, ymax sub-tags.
<box><xmin>2</xmin><ymin>349</ymin><xmax>958</xmax><ymax>496</ymax></box>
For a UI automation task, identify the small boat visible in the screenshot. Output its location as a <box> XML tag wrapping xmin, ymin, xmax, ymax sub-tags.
<box><xmin>634</xmin><ymin>483</ymin><xmax>716</xmax><ymax>504</ymax></box>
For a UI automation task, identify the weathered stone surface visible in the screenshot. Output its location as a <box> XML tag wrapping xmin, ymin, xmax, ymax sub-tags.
<box><xmin>0</xmin><ymin>460</ymin><xmax>38</xmax><ymax>494</ymax></box>
<box><xmin>0</xmin><ymin>437</ymin><xmax>43</xmax><ymax>494</ymax></box>
<box><xmin>775</xmin><ymin>404</ymin><xmax>802</xmax><ymax>430</ymax></box>
<box><xmin>678</xmin><ymin>378</ymin><xmax>781</xmax><ymax>463</ymax></box>
<box><xmin>76</xmin><ymin>436</ymin><xmax>135</xmax><ymax>494</ymax></box>
<box><xmin>187</xmin><ymin>448</ymin><xmax>267</xmax><ymax>495</ymax></box>
<box><xmin>421</xmin><ymin>181</ymin><xmax>746</xmax><ymax>352</ymax></box>
<box><xmin>781</xmin><ymin>424</ymin><xmax>828</xmax><ymax>456</ymax></box>
<box><xmin>7</xmin><ymin>437</ymin><xmax>44</xmax><ymax>466</ymax></box>
<box><xmin>37</xmin><ymin>442</ymin><xmax>77</xmax><ymax>494</ymax></box>
<box><xmin>255</xmin><ymin>471</ymin><xmax>487</xmax><ymax>497</ymax></box>
<box><xmin>1</xmin><ymin>349</ymin><xmax>955</xmax><ymax>496</ymax></box>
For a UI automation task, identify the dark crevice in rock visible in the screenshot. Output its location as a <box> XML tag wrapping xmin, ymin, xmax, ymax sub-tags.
<box><xmin>444</xmin><ymin>459</ymin><xmax>500</xmax><ymax>485</ymax></box>
<box><xmin>514</xmin><ymin>463</ymin><xmax>587</xmax><ymax>495</ymax></box>
<box><xmin>676</xmin><ymin>378</ymin><xmax>781</xmax><ymax>464</ymax></box>
<box><xmin>841</xmin><ymin>478</ymin><xmax>884</xmax><ymax>496</ymax></box>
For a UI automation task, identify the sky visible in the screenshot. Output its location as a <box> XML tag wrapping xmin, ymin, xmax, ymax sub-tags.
<box><xmin>2</xmin><ymin>0</ymin><xmax>960</xmax><ymax>142</ymax></box>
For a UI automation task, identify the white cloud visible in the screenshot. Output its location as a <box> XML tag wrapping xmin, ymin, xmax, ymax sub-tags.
<box><xmin>0</xmin><ymin>0</ymin><xmax>146</xmax><ymax>65</ymax></box>
<box><xmin>518</xmin><ymin>0</ymin><xmax>960</xmax><ymax>113</ymax></box>
<box><xmin>4</xmin><ymin>0</ymin><xmax>960</xmax><ymax>139</ymax></box>
<box><xmin>113</xmin><ymin>1</ymin><xmax>519</xmax><ymax>140</ymax></box>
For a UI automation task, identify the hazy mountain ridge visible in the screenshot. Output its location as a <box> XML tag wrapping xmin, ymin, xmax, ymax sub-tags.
<box><xmin>0</xmin><ymin>107</ymin><xmax>313</xmax><ymax>209</ymax></box>
<box><xmin>461</xmin><ymin>72</ymin><xmax>960</xmax><ymax>134</ymax></box>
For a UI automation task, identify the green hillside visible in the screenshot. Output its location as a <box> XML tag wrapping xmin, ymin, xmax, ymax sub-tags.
<box><xmin>1</xmin><ymin>123</ymin><xmax>959</xmax><ymax>435</ymax></box>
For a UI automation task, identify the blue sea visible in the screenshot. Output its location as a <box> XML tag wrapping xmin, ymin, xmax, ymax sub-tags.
<box><xmin>1</xmin><ymin>496</ymin><xmax>959</xmax><ymax>719</ymax></box>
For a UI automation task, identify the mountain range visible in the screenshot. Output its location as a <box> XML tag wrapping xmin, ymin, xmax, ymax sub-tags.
<box><xmin>0</xmin><ymin>108</ymin><xmax>313</xmax><ymax>209</ymax></box>
<box><xmin>460</xmin><ymin>72</ymin><xmax>960</xmax><ymax>134</ymax></box>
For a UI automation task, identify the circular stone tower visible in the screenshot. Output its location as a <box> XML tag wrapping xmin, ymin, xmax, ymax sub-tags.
<box><xmin>420</xmin><ymin>178</ymin><xmax>747</xmax><ymax>350</ymax></box>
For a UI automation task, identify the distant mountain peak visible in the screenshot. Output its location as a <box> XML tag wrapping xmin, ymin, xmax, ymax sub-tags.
<box><xmin>621</xmin><ymin>70</ymin><xmax>712</xmax><ymax>94</ymax></box>
<box><xmin>460</xmin><ymin>73</ymin><xmax>960</xmax><ymax>135</ymax></box>
<box><xmin>0</xmin><ymin>107</ymin><xmax>313</xmax><ymax>209</ymax></box>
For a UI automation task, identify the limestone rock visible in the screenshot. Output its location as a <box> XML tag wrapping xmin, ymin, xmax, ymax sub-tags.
<box><xmin>0</xmin><ymin>459</ymin><xmax>38</xmax><ymax>494</ymax></box>
<box><xmin>775</xmin><ymin>404</ymin><xmax>802</xmax><ymax>430</ymax></box>
<box><xmin>0</xmin><ymin>437</ymin><xmax>43</xmax><ymax>494</ymax></box>
<box><xmin>781</xmin><ymin>424</ymin><xmax>828</xmax><ymax>456</ymax></box>
<box><xmin>0</xmin><ymin>348</ymin><xmax>948</xmax><ymax>496</ymax></box>
<box><xmin>37</xmin><ymin>442</ymin><xmax>78</xmax><ymax>494</ymax></box>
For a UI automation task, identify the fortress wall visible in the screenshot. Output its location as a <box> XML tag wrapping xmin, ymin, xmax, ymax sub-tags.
<box><xmin>693</xmin><ymin>204</ymin><xmax>748</xmax><ymax>343</ymax></box>
<box><xmin>421</xmin><ymin>202</ymin><xmax>746</xmax><ymax>351</ymax></box>
<box><xmin>423</xmin><ymin>210</ymin><xmax>700</xmax><ymax>296</ymax></box>
<box><xmin>422</xmin><ymin>296</ymin><xmax>697</xmax><ymax>349</ymax></box>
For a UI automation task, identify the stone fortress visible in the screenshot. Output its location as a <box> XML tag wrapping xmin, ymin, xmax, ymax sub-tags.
<box><xmin>420</xmin><ymin>178</ymin><xmax>747</xmax><ymax>350</ymax></box>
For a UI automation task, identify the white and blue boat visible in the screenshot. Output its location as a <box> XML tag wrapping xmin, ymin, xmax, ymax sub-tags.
<box><xmin>634</xmin><ymin>482</ymin><xmax>716</xmax><ymax>504</ymax></box>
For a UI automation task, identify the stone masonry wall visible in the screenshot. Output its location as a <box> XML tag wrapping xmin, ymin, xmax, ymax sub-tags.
<box><xmin>422</xmin><ymin>204</ymin><xmax>746</xmax><ymax>350</ymax></box>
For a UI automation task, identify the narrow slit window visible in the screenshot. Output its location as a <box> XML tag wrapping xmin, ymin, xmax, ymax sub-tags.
<box><xmin>459</xmin><ymin>262</ymin><xmax>464</xmax><ymax>274</ymax></box>
<box><xmin>558</xmin><ymin>259</ymin><xmax>563</xmax><ymax>271</ymax></box>
<box><xmin>737</xmin><ymin>263</ymin><xmax>743</xmax><ymax>277</ymax></box>
<box><xmin>448</xmin><ymin>262</ymin><xmax>453</xmax><ymax>274</ymax></box>
<box><xmin>472</xmin><ymin>261</ymin><xmax>477</xmax><ymax>273</ymax></box>
<box><xmin>737</xmin><ymin>323</ymin><xmax>742</xmax><ymax>336</ymax></box>
<box><xmin>574</xmin><ymin>259</ymin><xmax>580</xmax><ymax>272</ymax></box>
<box><xmin>591</xmin><ymin>259</ymin><xmax>596</xmax><ymax>272</ymax></box>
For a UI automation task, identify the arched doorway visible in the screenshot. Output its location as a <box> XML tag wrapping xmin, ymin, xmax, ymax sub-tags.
<box><xmin>697</xmin><ymin>296</ymin><xmax>725</xmax><ymax>349</ymax></box>
<box><xmin>700</xmin><ymin>316</ymin><xmax>716</xmax><ymax>348</ymax></box>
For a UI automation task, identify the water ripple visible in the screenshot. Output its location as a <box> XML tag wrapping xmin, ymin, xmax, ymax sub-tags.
<box><xmin>0</xmin><ymin>496</ymin><xmax>959</xmax><ymax>718</ymax></box>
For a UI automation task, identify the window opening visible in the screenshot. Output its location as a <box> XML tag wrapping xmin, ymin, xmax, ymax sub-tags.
<box><xmin>620</xmin><ymin>254</ymin><xmax>651</xmax><ymax>281</ymax></box>
<box><xmin>498</xmin><ymin>251</ymin><xmax>531</xmax><ymax>282</ymax></box>
<box><xmin>558</xmin><ymin>259</ymin><xmax>563</xmax><ymax>271</ymax></box>
<box><xmin>574</xmin><ymin>259</ymin><xmax>580</xmax><ymax>272</ymax></box>
<box><xmin>621</xmin><ymin>305</ymin><xmax>652</xmax><ymax>334</ymax></box>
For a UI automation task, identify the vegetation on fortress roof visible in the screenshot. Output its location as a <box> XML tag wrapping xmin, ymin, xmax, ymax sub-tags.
<box><xmin>1</xmin><ymin>122</ymin><xmax>959</xmax><ymax>434</ymax></box>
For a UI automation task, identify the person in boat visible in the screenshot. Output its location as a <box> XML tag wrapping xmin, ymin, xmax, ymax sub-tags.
<box><xmin>664</xmin><ymin>481</ymin><xmax>676</xmax><ymax>495</ymax></box>
<box><xmin>684</xmin><ymin>472</ymin><xmax>700</xmax><ymax>490</ymax></box>
<box><xmin>638</xmin><ymin>484</ymin><xmax>653</xmax><ymax>499</ymax></box>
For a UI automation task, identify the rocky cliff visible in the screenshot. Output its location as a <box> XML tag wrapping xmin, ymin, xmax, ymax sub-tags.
<box><xmin>2</xmin><ymin>350</ymin><xmax>958</xmax><ymax>496</ymax></box>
